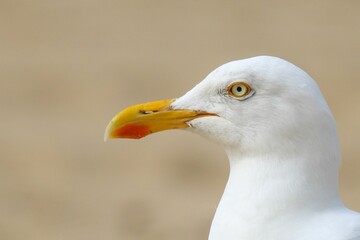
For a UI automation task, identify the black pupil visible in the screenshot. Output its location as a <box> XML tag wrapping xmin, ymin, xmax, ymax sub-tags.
<box><xmin>236</xmin><ymin>86</ymin><xmax>242</xmax><ymax>92</ymax></box>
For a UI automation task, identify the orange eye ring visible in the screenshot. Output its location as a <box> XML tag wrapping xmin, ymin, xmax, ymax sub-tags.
<box><xmin>227</xmin><ymin>82</ymin><xmax>252</xmax><ymax>99</ymax></box>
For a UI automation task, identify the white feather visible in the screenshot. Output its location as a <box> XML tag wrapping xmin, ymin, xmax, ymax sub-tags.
<box><xmin>172</xmin><ymin>56</ymin><xmax>360</xmax><ymax>240</ymax></box>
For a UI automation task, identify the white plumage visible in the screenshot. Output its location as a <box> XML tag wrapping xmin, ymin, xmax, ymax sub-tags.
<box><xmin>106</xmin><ymin>56</ymin><xmax>360</xmax><ymax>240</ymax></box>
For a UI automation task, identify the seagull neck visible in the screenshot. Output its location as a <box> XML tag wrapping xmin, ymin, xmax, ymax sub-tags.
<box><xmin>209</xmin><ymin>149</ymin><xmax>343</xmax><ymax>239</ymax></box>
<box><xmin>216</xmin><ymin>149</ymin><xmax>342</xmax><ymax>221</ymax></box>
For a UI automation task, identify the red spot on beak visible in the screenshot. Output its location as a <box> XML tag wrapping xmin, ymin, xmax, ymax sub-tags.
<box><xmin>111</xmin><ymin>124</ymin><xmax>151</xmax><ymax>139</ymax></box>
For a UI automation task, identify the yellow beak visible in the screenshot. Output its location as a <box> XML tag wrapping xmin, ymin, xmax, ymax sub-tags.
<box><xmin>104</xmin><ymin>99</ymin><xmax>216</xmax><ymax>140</ymax></box>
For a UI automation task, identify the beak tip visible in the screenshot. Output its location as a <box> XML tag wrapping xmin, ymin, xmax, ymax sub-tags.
<box><xmin>104</xmin><ymin>121</ymin><xmax>113</xmax><ymax>142</ymax></box>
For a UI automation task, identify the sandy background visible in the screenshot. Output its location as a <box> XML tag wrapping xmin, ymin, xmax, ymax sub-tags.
<box><xmin>1</xmin><ymin>0</ymin><xmax>359</xmax><ymax>239</ymax></box>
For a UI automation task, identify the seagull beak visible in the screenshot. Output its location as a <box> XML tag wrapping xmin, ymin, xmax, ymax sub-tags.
<box><xmin>104</xmin><ymin>99</ymin><xmax>216</xmax><ymax>140</ymax></box>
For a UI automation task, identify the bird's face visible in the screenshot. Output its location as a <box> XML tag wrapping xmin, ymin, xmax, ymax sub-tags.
<box><xmin>105</xmin><ymin>56</ymin><xmax>335</xmax><ymax>155</ymax></box>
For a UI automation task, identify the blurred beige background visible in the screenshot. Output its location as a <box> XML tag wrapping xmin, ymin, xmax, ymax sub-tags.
<box><xmin>1</xmin><ymin>0</ymin><xmax>359</xmax><ymax>239</ymax></box>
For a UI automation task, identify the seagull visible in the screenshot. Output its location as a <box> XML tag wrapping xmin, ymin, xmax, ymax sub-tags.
<box><xmin>105</xmin><ymin>56</ymin><xmax>360</xmax><ymax>240</ymax></box>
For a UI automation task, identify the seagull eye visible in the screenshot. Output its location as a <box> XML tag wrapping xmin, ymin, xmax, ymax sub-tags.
<box><xmin>227</xmin><ymin>82</ymin><xmax>252</xmax><ymax>99</ymax></box>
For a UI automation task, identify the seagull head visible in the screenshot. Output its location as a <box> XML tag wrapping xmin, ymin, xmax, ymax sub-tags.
<box><xmin>104</xmin><ymin>57</ymin><xmax>352</xmax><ymax>239</ymax></box>
<box><xmin>105</xmin><ymin>56</ymin><xmax>339</xmax><ymax>161</ymax></box>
